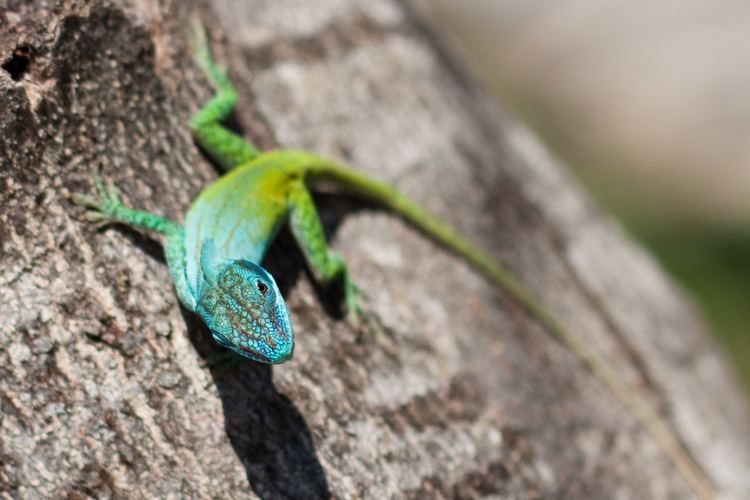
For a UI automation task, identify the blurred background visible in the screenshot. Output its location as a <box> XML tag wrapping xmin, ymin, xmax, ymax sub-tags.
<box><xmin>414</xmin><ymin>0</ymin><xmax>750</xmax><ymax>393</ymax></box>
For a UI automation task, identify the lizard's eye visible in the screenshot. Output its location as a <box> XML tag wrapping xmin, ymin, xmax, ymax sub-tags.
<box><xmin>256</xmin><ymin>280</ymin><xmax>268</xmax><ymax>294</ymax></box>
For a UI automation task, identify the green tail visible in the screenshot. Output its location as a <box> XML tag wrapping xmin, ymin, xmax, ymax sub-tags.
<box><xmin>306</xmin><ymin>157</ymin><xmax>714</xmax><ymax>500</ymax></box>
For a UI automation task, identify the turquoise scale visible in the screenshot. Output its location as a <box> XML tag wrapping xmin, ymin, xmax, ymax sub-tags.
<box><xmin>184</xmin><ymin>160</ymin><xmax>290</xmax><ymax>295</ymax></box>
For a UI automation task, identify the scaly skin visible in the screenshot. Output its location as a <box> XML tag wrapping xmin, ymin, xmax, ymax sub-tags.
<box><xmin>72</xmin><ymin>19</ymin><xmax>714</xmax><ymax>500</ymax></box>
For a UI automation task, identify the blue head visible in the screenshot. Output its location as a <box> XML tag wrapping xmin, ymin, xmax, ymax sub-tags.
<box><xmin>195</xmin><ymin>259</ymin><xmax>294</xmax><ymax>364</ymax></box>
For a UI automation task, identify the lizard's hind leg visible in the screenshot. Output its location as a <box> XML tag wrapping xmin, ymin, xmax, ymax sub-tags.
<box><xmin>73</xmin><ymin>175</ymin><xmax>196</xmax><ymax>311</ymax></box>
<box><xmin>287</xmin><ymin>181</ymin><xmax>362</xmax><ymax>321</ymax></box>
<box><xmin>189</xmin><ymin>18</ymin><xmax>260</xmax><ymax>170</ymax></box>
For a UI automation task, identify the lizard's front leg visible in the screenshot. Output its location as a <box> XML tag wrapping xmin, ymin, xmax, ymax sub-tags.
<box><xmin>73</xmin><ymin>175</ymin><xmax>196</xmax><ymax>311</ymax></box>
<box><xmin>287</xmin><ymin>181</ymin><xmax>361</xmax><ymax>322</ymax></box>
<box><xmin>188</xmin><ymin>18</ymin><xmax>260</xmax><ymax>170</ymax></box>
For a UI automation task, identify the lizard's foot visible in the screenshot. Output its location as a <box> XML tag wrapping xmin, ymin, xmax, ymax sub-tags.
<box><xmin>188</xmin><ymin>15</ymin><xmax>228</xmax><ymax>88</ymax></box>
<box><xmin>343</xmin><ymin>279</ymin><xmax>367</xmax><ymax>328</ymax></box>
<box><xmin>345</xmin><ymin>296</ymin><xmax>392</xmax><ymax>349</ymax></box>
<box><xmin>71</xmin><ymin>172</ymin><xmax>124</xmax><ymax>226</ymax></box>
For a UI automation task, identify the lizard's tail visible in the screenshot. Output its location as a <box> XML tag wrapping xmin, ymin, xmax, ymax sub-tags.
<box><xmin>305</xmin><ymin>155</ymin><xmax>715</xmax><ymax>500</ymax></box>
<box><xmin>306</xmin><ymin>157</ymin><xmax>520</xmax><ymax>294</ymax></box>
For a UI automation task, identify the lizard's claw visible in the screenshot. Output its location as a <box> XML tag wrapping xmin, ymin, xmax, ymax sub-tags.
<box><xmin>345</xmin><ymin>287</ymin><xmax>398</xmax><ymax>357</ymax></box>
<box><xmin>188</xmin><ymin>15</ymin><xmax>209</xmax><ymax>63</ymax></box>
<box><xmin>71</xmin><ymin>169</ymin><xmax>124</xmax><ymax>226</ymax></box>
<box><xmin>189</xmin><ymin>15</ymin><xmax>228</xmax><ymax>89</ymax></box>
<box><xmin>343</xmin><ymin>280</ymin><xmax>366</xmax><ymax>328</ymax></box>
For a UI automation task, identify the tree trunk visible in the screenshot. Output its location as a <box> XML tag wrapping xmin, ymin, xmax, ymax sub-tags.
<box><xmin>1</xmin><ymin>1</ymin><xmax>748</xmax><ymax>498</ymax></box>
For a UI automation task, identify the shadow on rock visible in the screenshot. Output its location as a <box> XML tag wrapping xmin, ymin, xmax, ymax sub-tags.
<box><xmin>185</xmin><ymin>312</ymin><xmax>331</xmax><ymax>499</ymax></box>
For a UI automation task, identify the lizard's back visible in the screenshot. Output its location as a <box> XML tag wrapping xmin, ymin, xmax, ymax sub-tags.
<box><xmin>184</xmin><ymin>158</ymin><xmax>295</xmax><ymax>293</ymax></box>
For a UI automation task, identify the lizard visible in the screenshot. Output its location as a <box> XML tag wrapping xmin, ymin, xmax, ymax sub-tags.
<box><xmin>72</xmin><ymin>20</ymin><xmax>714</xmax><ymax>499</ymax></box>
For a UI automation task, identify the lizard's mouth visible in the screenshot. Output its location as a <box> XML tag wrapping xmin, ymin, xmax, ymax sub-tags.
<box><xmin>230</xmin><ymin>337</ymin><xmax>294</xmax><ymax>364</ymax></box>
<box><xmin>276</xmin><ymin>340</ymin><xmax>294</xmax><ymax>363</ymax></box>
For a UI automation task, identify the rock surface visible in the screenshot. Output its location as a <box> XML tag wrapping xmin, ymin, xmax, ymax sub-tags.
<box><xmin>1</xmin><ymin>1</ymin><xmax>749</xmax><ymax>498</ymax></box>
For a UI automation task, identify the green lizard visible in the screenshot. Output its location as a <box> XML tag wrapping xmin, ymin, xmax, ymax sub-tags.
<box><xmin>73</xmin><ymin>21</ymin><xmax>713</xmax><ymax>499</ymax></box>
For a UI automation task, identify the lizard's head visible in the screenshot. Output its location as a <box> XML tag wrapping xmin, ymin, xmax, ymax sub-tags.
<box><xmin>195</xmin><ymin>260</ymin><xmax>294</xmax><ymax>364</ymax></box>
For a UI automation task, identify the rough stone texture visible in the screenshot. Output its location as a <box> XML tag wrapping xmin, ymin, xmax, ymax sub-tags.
<box><xmin>1</xmin><ymin>1</ymin><xmax>749</xmax><ymax>498</ymax></box>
